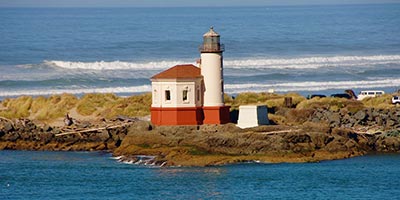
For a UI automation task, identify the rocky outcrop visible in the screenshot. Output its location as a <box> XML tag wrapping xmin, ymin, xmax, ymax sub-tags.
<box><xmin>308</xmin><ymin>107</ymin><xmax>400</xmax><ymax>129</ymax></box>
<box><xmin>0</xmin><ymin>118</ymin><xmax>130</xmax><ymax>151</ymax></box>
<box><xmin>1</xmin><ymin>116</ymin><xmax>400</xmax><ymax>167</ymax></box>
<box><xmin>114</xmin><ymin>121</ymin><xmax>400</xmax><ymax>166</ymax></box>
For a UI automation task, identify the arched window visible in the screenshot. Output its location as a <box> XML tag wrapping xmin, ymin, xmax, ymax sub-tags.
<box><xmin>165</xmin><ymin>90</ymin><xmax>171</xmax><ymax>101</ymax></box>
<box><xmin>183</xmin><ymin>90</ymin><xmax>188</xmax><ymax>102</ymax></box>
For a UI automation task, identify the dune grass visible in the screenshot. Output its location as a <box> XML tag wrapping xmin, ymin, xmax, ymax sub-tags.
<box><xmin>0</xmin><ymin>94</ymin><xmax>79</xmax><ymax>120</ymax></box>
<box><xmin>0</xmin><ymin>91</ymin><xmax>396</xmax><ymax>123</ymax></box>
<box><xmin>76</xmin><ymin>93</ymin><xmax>120</xmax><ymax>116</ymax></box>
<box><xmin>31</xmin><ymin>94</ymin><xmax>79</xmax><ymax>120</ymax></box>
<box><xmin>76</xmin><ymin>93</ymin><xmax>152</xmax><ymax>118</ymax></box>
<box><xmin>226</xmin><ymin>92</ymin><xmax>306</xmax><ymax>110</ymax></box>
<box><xmin>361</xmin><ymin>94</ymin><xmax>394</xmax><ymax>109</ymax></box>
<box><xmin>296</xmin><ymin>97</ymin><xmax>365</xmax><ymax>113</ymax></box>
<box><xmin>0</xmin><ymin>93</ymin><xmax>152</xmax><ymax>121</ymax></box>
<box><xmin>99</xmin><ymin>93</ymin><xmax>152</xmax><ymax>118</ymax></box>
<box><xmin>0</xmin><ymin>96</ymin><xmax>33</xmax><ymax>119</ymax></box>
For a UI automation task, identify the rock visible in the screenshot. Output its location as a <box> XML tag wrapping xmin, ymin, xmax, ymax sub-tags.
<box><xmin>344</xmin><ymin>140</ymin><xmax>357</xmax><ymax>150</ymax></box>
<box><xmin>386</xmin><ymin>120</ymin><xmax>396</xmax><ymax>127</ymax></box>
<box><xmin>97</xmin><ymin>130</ymin><xmax>111</xmax><ymax>142</ymax></box>
<box><xmin>375</xmin><ymin>137</ymin><xmax>400</xmax><ymax>152</ymax></box>
<box><xmin>366</xmin><ymin>108</ymin><xmax>374</xmax><ymax>121</ymax></box>
<box><xmin>207</xmin><ymin>137</ymin><xmax>238</xmax><ymax>148</ymax></box>
<box><xmin>375</xmin><ymin>116</ymin><xmax>383</xmax><ymax>126</ymax></box>
<box><xmin>314</xmin><ymin>112</ymin><xmax>324</xmax><ymax>120</ymax></box>
<box><xmin>388</xmin><ymin>111</ymin><xmax>396</xmax><ymax>120</ymax></box>
<box><xmin>285</xmin><ymin>134</ymin><xmax>311</xmax><ymax>143</ymax></box>
<box><xmin>19</xmin><ymin>132</ymin><xmax>32</xmax><ymax>140</ymax></box>
<box><xmin>134</xmin><ymin>121</ymin><xmax>153</xmax><ymax>132</ymax></box>
<box><xmin>324</xmin><ymin>136</ymin><xmax>335</xmax><ymax>145</ymax></box>
<box><xmin>3</xmin><ymin>132</ymin><xmax>19</xmax><ymax>141</ymax></box>
<box><xmin>371</xmin><ymin>109</ymin><xmax>380</xmax><ymax>118</ymax></box>
<box><xmin>3</xmin><ymin>122</ymin><xmax>14</xmax><ymax>132</ymax></box>
<box><xmin>292</xmin><ymin>143</ymin><xmax>314</xmax><ymax>153</ymax></box>
<box><xmin>62</xmin><ymin>134</ymin><xmax>81</xmax><ymax>143</ymax></box>
<box><xmin>95</xmin><ymin>143</ymin><xmax>107</xmax><ymax>151</ymax></box>
<box><xmin>325</xmin><ymin>137</ymin><xmax>348</xmax><ymax>152</ymax></box>
<box><xmin>354</xmin><ymin>110</ymin><xmax>366</xmax><ymax>121</ymax></box>
<box><xmin>24</xmin><ymin>121</ymin><xmax>36</xmax><ymax>131</ymax></box>
<box><xmin>52</xmin><ymin>128</ymin><xmax>61</xmax><ymax>134</ymax></box>
<box><xmin>38</xmin><ymin>132</ymin><xmax>53</xmax><ymax>143</ymax></box>
<box><xmin>311</xmin><ymin>117</ymin><xmax>320</xmax><ymax>123</ymax></box>
<box><xmin>327</xmin><ymin>113</ymin><xmax>341</xmax><ymax>126</ymax></box>
<box><xmin>348</xmin><ymin>117</ymin><xmax>357</xmax><ymax>126</ymax></box>
<box><xmin>42</xmin><ymin>125</ymin><xmax>52</xmax><ymax>132</ymax></box>
<box><xmin>309</xmin><ymin>133</ymin><xmax>329</xmax><ymax>149</ymax></box>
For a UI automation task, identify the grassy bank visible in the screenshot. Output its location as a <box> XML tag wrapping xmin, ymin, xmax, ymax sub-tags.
<box><xmin>0</xmin><ymin>92</ymin><xmax>396</xmax><ymax>123</ymax></box>
<box><xmin>0</xmin><ymin>93</ymin><xmax>151</xmax><ymax>122</ymax></box>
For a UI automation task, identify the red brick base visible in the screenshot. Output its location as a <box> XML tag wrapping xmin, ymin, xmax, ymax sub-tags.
<box><xmin>151</xmin><ymin>107</ymin><xmax>203</xmax><ymax>126</ymax></box>
<box><xmin>203</xmin><ymin>106</ymin><xmax>231</xmax><ymax>124</ymax></box>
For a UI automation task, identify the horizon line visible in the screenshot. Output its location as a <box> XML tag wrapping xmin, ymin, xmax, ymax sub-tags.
<box><xmin>0</xmin><ymin>2</ymin><xmax>399</xmax><ymax>9</ymax></box>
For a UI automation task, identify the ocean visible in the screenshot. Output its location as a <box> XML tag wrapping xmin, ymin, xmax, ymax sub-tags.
<box><xmin>1</xmin><ymin>4</ymin><xmax>400</xmax><ymax>100</ymax></box>
<box><xmin>1</xmin><ymin>150</ymin><xmax>400</xmax><ymax>199</ymax></box>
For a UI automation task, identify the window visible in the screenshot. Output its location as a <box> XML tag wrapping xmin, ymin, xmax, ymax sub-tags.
<box><xmin>165</xmin><ymin>90</ymin><xmax>171</xmax><ymax>101</ymax></box>
<box><xmin>182</xmin><ymin>90</ymin><xmax>188</xmax><ymax>102</ymax></box>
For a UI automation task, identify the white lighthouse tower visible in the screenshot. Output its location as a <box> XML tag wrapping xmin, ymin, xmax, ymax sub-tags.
<box><xmin>199</xmin><ymin>27</ymin><xmax>230</xmax><ymax>124</ymax></box>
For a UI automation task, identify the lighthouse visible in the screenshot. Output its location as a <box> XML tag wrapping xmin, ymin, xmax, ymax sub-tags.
<box><xmin>150</xmin><ymin>27</ymin><xmax>230</xmax><ymax>126</ymax></box>
<box><xmin>199</xmin><ymin>27</ymin><xmax>230</xmax><ymax>124</ymax></box>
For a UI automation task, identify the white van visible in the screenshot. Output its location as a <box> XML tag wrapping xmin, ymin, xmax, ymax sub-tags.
<box><xmin>357</xmin><ymin>90</ymin><xmax>385</xmax><ymax>100</ymax></box>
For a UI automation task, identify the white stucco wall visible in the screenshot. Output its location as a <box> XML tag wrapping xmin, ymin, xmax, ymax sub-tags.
<box><xmin>200</xmin><ymin>53</ymin><xmax>224</xmax><ymax>107</ymax></box>
<box><xmin>151</xmin><ymin>78</ymin><xmax>202</xmax><ymax>108</ymax></box>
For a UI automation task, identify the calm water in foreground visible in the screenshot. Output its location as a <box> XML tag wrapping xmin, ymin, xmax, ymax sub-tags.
<box><xmin>1</xmin><ymin>151</ymin><xmax>400</xmax><ymax>199</ymax></box>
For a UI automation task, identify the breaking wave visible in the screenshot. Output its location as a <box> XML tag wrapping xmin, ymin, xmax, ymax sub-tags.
<box><xmin>43</xmin><ymin>60</ymin><xmax>193</xmax><ymax>70</ymax></box>
<box><xmin>224</xmin><ymin>55</ymin><xmax>400</xmax><ymax>69</ymax></box>
<box><xmin>42</xmin><ymin>54</ymin><xmax>400</xmax><ymax>70</ymax></box>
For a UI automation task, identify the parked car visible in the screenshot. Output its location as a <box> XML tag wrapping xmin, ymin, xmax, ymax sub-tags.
<box><xmin>307</xmin><ymin>94</ymin><xmax>326</xmax><ymax>99</ymax></box>
<box><xmin>330</xmin><ymin>93</ymin><xmax>352</xmax><ymax>99</ymax></box>
<box><xmin>357</xmin><ymin>90</ymin><xmax>385</xmax><ymax>100</ymax></box>
<box><xmin>392</xmin><ymin>96</ymin><xmax>400</xmax><ymax>104</ymax></box>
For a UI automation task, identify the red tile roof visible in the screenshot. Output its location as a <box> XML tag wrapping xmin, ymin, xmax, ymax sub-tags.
<box><xmin>151</xmin><ymin>64</ymin><xmax>202</xmax><ymax>79</ymax></box>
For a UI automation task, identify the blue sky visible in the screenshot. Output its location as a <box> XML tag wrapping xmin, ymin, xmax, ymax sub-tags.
<box><xmin>0</xmin><ymin>0</ymin><xmax>399</xmax><ymax>7</ymax></box>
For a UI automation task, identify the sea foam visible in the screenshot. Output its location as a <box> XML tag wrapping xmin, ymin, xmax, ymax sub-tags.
<box><xmin>43</xmin><ymin>54</ymin><xmax>400</xmax><ymax>70</ymax></box>
<box><xmin>44</xmin><ymin>60</ymin><xmax>192</xmax><ymax>70</ymax></box>
<box><xmin>225</xmin><ymin>55</ymin><xmax>400</xmax><ymax>69</ymax></box>
<box><xmin>1</xmin><ymin>78</ymin><xmax>399</xmax><ymax>98</ymax></box>
<box><xmin>225</xmin><ymin>78</ymin><xmax>400</xmax><ymax>93</ymax></box>
<box><xmin>0</xmin><ymin>85</ymin><xmax>151</xmax><ymax>97</ymax></box>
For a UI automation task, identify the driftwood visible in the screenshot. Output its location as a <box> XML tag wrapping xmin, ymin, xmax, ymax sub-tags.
<box><xmin>259</xmin><ymin>129</ymin><xmax>301</xmax><ymax>135</ymax></box>
<box><xmin>55</xmin><ymin>122</ymin><xmax>133</xmax><ymax>137</ymax></box>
